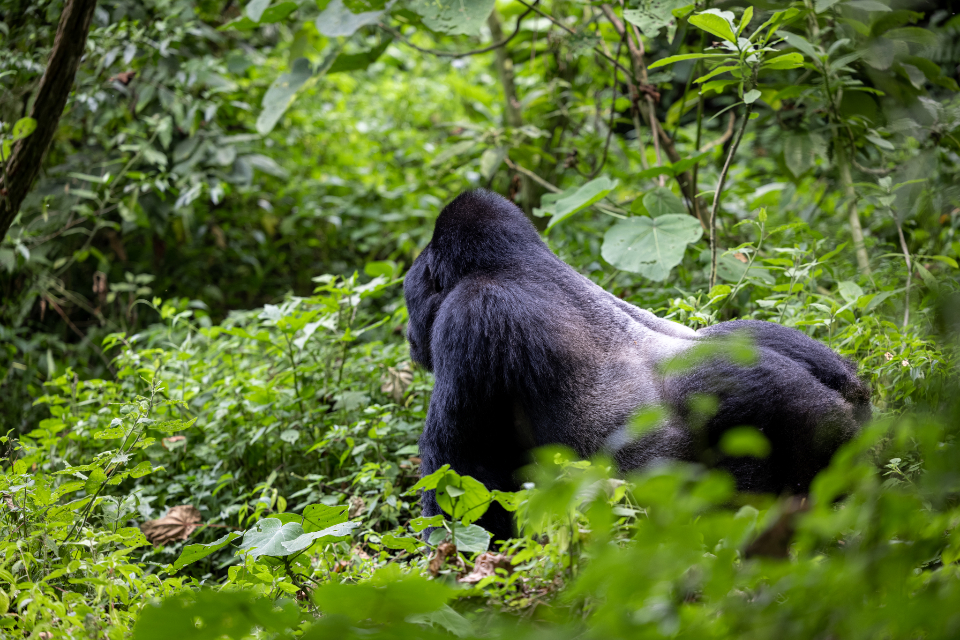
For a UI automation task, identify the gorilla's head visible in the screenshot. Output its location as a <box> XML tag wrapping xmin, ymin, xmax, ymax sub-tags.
<box><xmin>403</xmin><ymin>189</ymin><xmax>548</xmax><ymax>371</ymax></box>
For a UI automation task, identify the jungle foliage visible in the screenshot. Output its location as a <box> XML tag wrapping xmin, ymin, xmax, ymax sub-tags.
<box><xmin>2</xmin><ymin>0</ymin><xmax>960</xmax><ymax>638</ymax></box>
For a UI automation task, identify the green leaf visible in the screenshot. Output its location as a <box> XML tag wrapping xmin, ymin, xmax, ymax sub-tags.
<box><xmin>53</xmin><ymin>480</ymin><xmax>85</xmax><ymax>501</ymax></box>
<box><xmin>716</xmin><ymin>253</ymin><xmax>774</xmax><ymax>284</ymax></box>
<box><xmin>281</xmin><ymin>521</ymin><xmax>358</xmax><ymax>553</ymax></box>
<box><xmin>153</xmin><ymin>418</ymin><xmax>197</xmax><ymax>434</ymax></box>
<box><xmin>259</xmin><ymin>1</ymin><xmax>298</xmax><ymax>23</ymax></box>
<box><xmin>694</xmin><ymin>65</ymin><xmax>739</xmax><ymax>84</ymax></box>
<box><xmin>915</xmin><ymin>262</ymin><xmax>939</xmax><ymax>293</ymax></box>
<box><xmin>11</xmin><ymin>117</ymin><xmax>36</xmax><ymax>141</ymax></box>
<box><xmin>85</xmin><ymin>468</ymin><xmax>107</xmax><ymax>494</ymax></box>
<box><xmin>316</xmin><ymin>0</ymin><xmax>386</xmax><ymax>36</ymax></box>
<box><xmin>436</xmin><ymin>474</ymin><xmax>491</xmax><ymax>524</ymax></box>
<box><xmin>405</xmin><ymin>464</ymin><xmax>451</xmax><ymax>495</ymax></box>
<box><xmin>407</xmin><ymin>0</ymin><xmax>495</xmax><ymax>36</ymax></box>
<box><xmin>301</xmin><ymin>504</ymin><xmax>349</xmax><ymax>532</ymax></box>
<box><xmin>738</xmin><ymin>6</ymin><xmax>753</xmax><ymax>35</ymax></box>
<box><xmin>245</xmin><ymin>0</ymin><xmax>269</xmax><ymax>21</ymax></box>
<box><xmin>545</xmin><ymin>176</ymin><xmax>619</xmax><ymax>230</ymax></box>
<box><xmin>172</xmin><ymin>531</ymin><xmax>243</xmax><ymax>571</ymax></box>
<box><xmin>784</xmin><ymin>132</ymin><xmax>816</xmax><ymax>178</ymax></box>
<box><xmin>238</xmin><ymin>518</ymin><xmax>305</xmax><ymax>558</ymax></box>
<box><xmin>719</xmin><ymin>426</ymin><xmax>771</xmax><ymax>458</ymax></box>
<box><xmin>410</xmin><ymin>514</ymin><xmax>445</xmax><ymax>532</ymax></box>
<box><xmin>452</xmin><ymin>523</ymin><xmax>491</xmax><ymax>552</ymax></box>
<box><xmin>491</xmin><ymin>490</ymin><xmax>521</xmax><ymax>512</ymax></box>
<box><xmin>601</xmin><ymin>214</ymin><xmax>703</xmax><ymax>281</ymax></box>
<box><xmin>814</xmin><ymin>0</ymin><xmax>843</xmax><ymax>12</ymax></box>
<box><xmin>643</xmin><ymin>187</ymin><xmax>686</xmax><ymax>217</ymax></box>
<box><xmin>256</xmin><ymin>57</ymin><xmax>315</xmax><ymax>135</ymax></box>
<box><xmin>648</xmin><ymin>53</ymin><xmax>730</xmax><ymax>70</ymax></box>
<box><xmin>480</xmin><ymin>147</ymin><xmax>506</xmax><ymax>180</ymax></box>
<box><xmin>381</xmin><ymin>533</ymin><xmax>423</xmax><ymax>552</ymax></box>
<box><xmin>779</xmin><ymin>31</ymin><xmax>820</xmax><ymax>61</ymax></box>
<box><xmin>688</xmin><ymin>10</ymin><xmax>738</xmax><ymax>44</ymax></box>
<box><xmin>313</xmin><ymin>564</ymin><xmax>456</xmax><ymax>623</ymax></box>
<box><xmin>328</xmin><ymin>37</ymin><xmax>393</xmax><ymax>74</ymax></box>
<box><xmin>845</xmin><ymin>0</ymin><xmax>891</xmax><ymax>11</ymax></box>
<box><xmin>762</xmin><ymin>52</ymin><xmax>805</xmax><ymax>70</ymax></box>
<box><xmin>838</xmin><ymin>281</ymin><xmax>865</xmax><ymax>304</ymax></box>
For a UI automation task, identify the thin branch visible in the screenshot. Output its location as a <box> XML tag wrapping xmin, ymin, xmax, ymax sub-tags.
<box><xmin>505</xmin><ymin>157</ymin><xmax>562</xmax><ymax>193</ymax></box>
<box><xmin>699</xmin><ymin>112</ymin><xmax>735</xmax><ymax>152</ymax></box>
<box><xmin>710</xmin><ymin>105</ymin><xmax>752</xmax><ymax>289</ymax></box>
<box><xmin>378</xmin><ymin>3</ymin><xmax>537</xmax><ymax>58</ymax></box>
<box><xmin>894</xmin><ymin>215</ymin><xmax>912</xmax><ymax>327</ymax></box>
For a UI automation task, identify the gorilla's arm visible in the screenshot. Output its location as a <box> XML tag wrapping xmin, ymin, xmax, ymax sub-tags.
<box><xmin>418</xmin><ymin>275</ymin><xmax>566</xmax><ymax>540</ymax></box>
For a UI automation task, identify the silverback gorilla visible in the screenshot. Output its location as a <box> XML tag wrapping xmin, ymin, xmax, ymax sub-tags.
<box><xmin>404</xmin><ymin>189</ymin><xmax>870</xmax><ymax>541</ymax></box>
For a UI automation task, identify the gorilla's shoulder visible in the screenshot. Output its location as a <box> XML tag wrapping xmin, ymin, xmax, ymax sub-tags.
<box><xmin>431</xmin><ymin>274</ymin><xmax>565</xmax><ymax>385</ymax></box>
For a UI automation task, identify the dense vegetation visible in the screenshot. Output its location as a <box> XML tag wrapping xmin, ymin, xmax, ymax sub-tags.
<box><xmin>2</xmin><ymin>0</ymin><xmax>960</xmax><ymax>637</ymax></box>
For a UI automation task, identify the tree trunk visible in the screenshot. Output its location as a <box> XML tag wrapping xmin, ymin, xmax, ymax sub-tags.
<box><xmin>835</xmin><ymin>143</ymin><xmax>871</xmax><ymax>274</ymax></box>
<box><xmin>0</xmin><ymin>0</ymin><xmax>98</xmax><ymax>242</ymax></box>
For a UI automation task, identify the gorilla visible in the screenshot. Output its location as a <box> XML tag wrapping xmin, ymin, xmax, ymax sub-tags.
<box><xmin>404</xmin><ymin>189</ymin><xmax>870</xmax><ymax>541</ymax></box>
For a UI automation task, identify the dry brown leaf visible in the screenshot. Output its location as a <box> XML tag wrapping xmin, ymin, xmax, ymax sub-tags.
<box><xmin>348</xmin><ymin>496</ymin><xmax>365</xmax><ymax>518</ymax></box>
<box><xmin>380</xmin><ymin>364</ymin><xmax>413</xmax><ymax>403</ymax></box>
<box><xmin>140</xmin><ymin>505</ymin><xmax>201</xmax><ymax>546</ymax></box>
<box><xmin>109</xmin><ymin>70</ymin><xmax>136</xmax><ymax>85</ymax></box>
<box><xmin>459</xmin><ymin>552</ymin><xmax>513</xmax><ymax>583</ymax></box>
<box><xmin>428</xmin><ymin>541</ymin><xmax>458</xmax><ymax>577</ymax></box>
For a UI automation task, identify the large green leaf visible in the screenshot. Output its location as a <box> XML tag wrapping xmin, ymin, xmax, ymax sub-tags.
<box><xmin>543</xmin><ymin>176</ymin><xmax>619</xmax><ymax>230</ymax></box>
<box><xmin>245</xmin><ymin>0</ymin><xmax>269</xmax><ymax>21</ymax></box>
<box><xmin>280</xmin><ymin>521</ymin><xmax>358</xmax><ymax>553</ymax></box>
<box><xmin>407</xmin><ymin>0</ymin><xmax>495</xmax><ymax>36</ymax></box>
<box><xmin>316</xmin><ymin>0</ymin><xmax>386</xmax><ymax>36</ymax></box>
<box><xmin>688</xmin><ymin>9</ymin><xmax>737</xmax><ymax>43</ymax></box>
<box><xmin>172</xmin><ymin>531</ymin><xmax>243</xmax><ymax>571</ymax></box>
<box><xmin>238</xmin><ymin>518</ymin><xmax>304</xmax><ymax>558</ymax></box>
<box><xmin>451</xmin><ymin>523</ymin><xmax>491</xmax><ymax>552</ymax></box>
<box><xmin>601</xmin><ymin>214</ymin><xmax>702</xmax><ymax>281</ymax></box>
<box><xmin>642</xmin><ymin>187</ymin><xmax>686</xmax><ymax>217</ymax></box>
<box><xmin>256</xmin><ymin>57</ymin><xmax>314</xmax><ymax>135</ymax></box>
<box><xmin>328</xmin><ymin>37</ymin><xmax>393</xmax><ymax>75</ymax></box>
<box><xmin>436</xmin><ymin>473</ymin><xmax>491</xmax><ymax>524</ymax></box>
<box><xmin>301</xmin><ymin>503</ymin><xmax>348</xmax><ymax>532</ymax></box>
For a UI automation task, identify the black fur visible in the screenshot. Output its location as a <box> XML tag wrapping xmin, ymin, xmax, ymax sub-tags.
<box><xmin>404</xmin><ymin>189</ymin><xmax>870</xmax><ymax>541</ymax></box>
